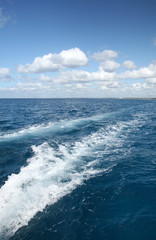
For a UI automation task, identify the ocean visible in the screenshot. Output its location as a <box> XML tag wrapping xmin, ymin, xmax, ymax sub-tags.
<box><xmin>0</xmin><ymin>98</ymin><xmax>156</xmax><ymax>240</ymax></box>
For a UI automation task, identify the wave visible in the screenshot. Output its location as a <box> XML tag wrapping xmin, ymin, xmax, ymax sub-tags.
<box><xmin>0</xmin><ymin>112</ymin><xmax>117</xmax><ymax>142</ymax></box>
<box><xmin>0</xmin><ymin>115</ymin><xmax>145</xmax><ymax>239</ymax></box>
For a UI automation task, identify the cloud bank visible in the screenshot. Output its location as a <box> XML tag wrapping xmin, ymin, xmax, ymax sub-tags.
<box><xmin>1</xmin><ymin>48</ymin><xmax>156</xmax><ymax>97</ymax></box>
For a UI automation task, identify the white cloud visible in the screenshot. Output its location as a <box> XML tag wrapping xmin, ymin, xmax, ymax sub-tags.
<box><xmin>122</xmin><ymin>60</ymin><xmax>136</xmax><ymax>69</ymax></box>
<box><xmin>96</xmin><ymin>79</ymin><xmax>119</xmax><ymax>89</ymax></box>
<box><xmin>41</xmin><ymin>70</ymin><xmax>91</xmax><ymax>84</ymax></box>
<box><xmin>0</xmin><ymin>8</ymin><xmax>9</xmax><ymax>28</ymax></box>
<box><xmin>17</xmin><ymin>53</ymin><xmax>61</xmax><ymax>73</ymax></box>
<box><xmin>130</xmin><ymin>82</ymin><xmax>154</xmax><ymax>95</ymax></box>
<box><xmin>99</xmin><ymin>60</ymin><xmax>120</xmax><ymax>72</ymax></box>
<box><xmin>16</xmin><ymin>82</ymin><xmax>49</xmax><ymax>91</ymax></box>
<box><xmin>39</xmin><ymin>67</ymin><xmax>118</xmax><ymax>95</ymax></box>
<box><xmin>40</xmin><ymin>70</ymin><xmax>89</xmax><ymax>84</ymax></box>
<box><xmin>17</xmin><ymin>48</ymin><xmax>88</xmax><ymax>73</ymax></box>
<box><xmin>146</xmin><ymin>77</ymin><xmax>156</xmax><ymax>84</ymax></box>
<box><xmin>65</xmin><ymin>83</ymin><xmax>90</xmax><ymax>91</ymax></box>
<box><xmin>89</xmin><ymin>69</ymin><xmax>116</xmax><ymax>82</ymax></box>
<box><xmin>119</xmin><ymin>62</ymin><xmax>156</xmax><ymax>79</ymax></box>
<box><xmin>59</xmin><ymin>48</ymin><xmax>88</xmax><ymax>68</ymax></box>
<box><xmin>0</xmin><ymin>68</ymin><xmax>10</xmax><ymax>76</ymax></box>
<box><xmin>40</xmin><ymin>68</ymin><xmax>117</xmax><ymax>85</ymax></box>
<box><xmin>92</xmin><ymin>50</ymin><xmax>118</xmax><ymax>62</ymax></box>
<box><xmin>4</xmin><ymin>47</ymin><xmax>156</xmax><ymax>97</ymax></box>
<box><xmin>0</xmin><ymin>68</ymin><xmax>11</xmax><ymax>81</ymax></box>
<box><xmin>40</xmin><ymin>74</ymin><xmax>54</xmax><ymax>82</ymax></box>
<box><xmin>91</xmin><ymin>50</ymin><xmax>120</xmax><ymax>73</ymax></box>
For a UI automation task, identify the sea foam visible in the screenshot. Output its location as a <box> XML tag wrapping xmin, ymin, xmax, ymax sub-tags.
<box><xmin>0</xmin><ymin>112</ymin><xmax>115</xmax><ymax>142</ymax></box>
<box><xmin>0</xmin><ymin>115</ymin><xmax>145</xmax><ymax>239</ymax></box>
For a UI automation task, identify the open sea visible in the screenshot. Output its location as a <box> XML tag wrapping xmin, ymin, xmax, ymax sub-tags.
<box><xmin>0</xmin><ymin>98</ymin><xmax>156</xmax><ymax>240</ymax></box>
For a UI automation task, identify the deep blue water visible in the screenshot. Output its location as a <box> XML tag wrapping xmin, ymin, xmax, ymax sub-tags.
<box><xmin>0</xmin><ymin>98</ymin><xmax>156</xmax><ymax>240</ymax></box>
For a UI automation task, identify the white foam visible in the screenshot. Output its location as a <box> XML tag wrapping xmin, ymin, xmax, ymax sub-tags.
<box><xmin>0</xmin><ymin>113</ymin><xmax>113</xmax><ymax>141</ymax></box>
<box><xmin>0</xmin><ymin>116</ymin><xmax>144</xmax><ymax>239</ymax></box>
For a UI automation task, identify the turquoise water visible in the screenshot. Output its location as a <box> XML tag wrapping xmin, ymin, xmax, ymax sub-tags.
<box><xmin>0</xmin><ymin>99</ymin><xmax>156</xmax><ymax>240</ymax></box>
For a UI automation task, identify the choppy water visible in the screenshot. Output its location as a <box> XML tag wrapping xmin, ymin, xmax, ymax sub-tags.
<box><xmin>0</xmin><ymin>99</ymin><xmax>156</xmax><ymax>240</ymax></box>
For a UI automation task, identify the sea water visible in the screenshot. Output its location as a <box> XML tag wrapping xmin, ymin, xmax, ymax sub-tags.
<box><xmin>0</xmin><ymin>99</ymin><xmax>156</xmax><ymax>240</ymax></box>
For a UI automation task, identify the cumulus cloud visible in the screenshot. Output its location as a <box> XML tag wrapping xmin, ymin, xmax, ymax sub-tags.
<box><xmin>17</xmin><ymin>48</ymin><xmax>88</xmax><ymax>73</ymax></box>
<box><xmin>59</xmin><ymin>48</ymin><xmax>88</xmax><ymax>68</ymax></box>
<box><xmin>17</xmin><ymin>54</ymin><xmax>61</xmax><ymax>73</ymax></box>
<box><xmin>88</xmin><ymin>69</ymin><xmax>116</xmax><ymax>82</ymax></box>
<box><xmin>99</xmin><ymin>60</ymin><xmax>120</xmax><ymax>72</ymax></box>
<box><xmin>91</xmin><ymin>50</ymin><xmax>120</xmax><ymax>73</ymax></box>
<box><xmin>5</xmin><ymin>46</ymin><xmax>156</xmax><ymax>97</ymax></box>
<box><xmin>122</xmin><ymin>60</ymin><xmax>136</xmax><ymax>69</ymax></box>
<box><xmin>0</xmin><ymin>8</ymin><xmax>9</xmax><ymax>28</ymax></box>
<box><xmin>119</xmin><ymin>62</ymin><xmax>156</xmax><ymax>79</ymax></box>
<box><xmin>92</xmin><ymin>50</ymin><xmax>118</xmax><ymax>61</ymax></box>
<box><xmin>96</xmin><ymin>80</ymin><xmax>119</xmax><ymax>89</ymax></box>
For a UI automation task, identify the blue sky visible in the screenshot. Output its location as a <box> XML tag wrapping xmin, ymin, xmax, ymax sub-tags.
<box><xmin>0</xmin><ymin>0</ymin><xmax>156</xmax><ymax>98</ymax></box>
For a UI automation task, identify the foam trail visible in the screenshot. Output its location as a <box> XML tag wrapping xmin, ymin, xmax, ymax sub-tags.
<box><xmin>0</xmin><ymin>116</ymin><xmax>144</xmax><ymax>239</ymax></box>
<box><xmin>0</xmin><ymin>112</ymin><xmax>116</xmax><ymax>142</ymax></box>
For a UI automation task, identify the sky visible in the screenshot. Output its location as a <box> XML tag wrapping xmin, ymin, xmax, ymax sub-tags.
<box><xmin>0</xmin><ymin>0</ymin><xmax>156</xmax><ymax>98</ymax></box>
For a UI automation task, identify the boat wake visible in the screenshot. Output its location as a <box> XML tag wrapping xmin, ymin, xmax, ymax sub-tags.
<box><xmin>0</xmin><ymin>114</ymin><xmax>145</xmax><ymax>239</ymax></box>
